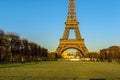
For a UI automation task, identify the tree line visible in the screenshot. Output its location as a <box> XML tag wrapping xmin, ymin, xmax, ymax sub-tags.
<box><xmin>99</xmin><ymin>46</ymin><xmax>120</xmax><ymax>62</ymax></box>
<box><xmin>0</xmin><ymin>29</ymin><xmax>48</xmax><ymax>63</ymax></box>
<box><xmin>85</xmin><ymin>46</ymin><xmax>120</xmax><ymax>62</ymax></box>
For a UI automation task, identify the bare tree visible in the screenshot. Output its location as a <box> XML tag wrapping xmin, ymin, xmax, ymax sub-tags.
<box><xmin>87</xmin><ymin>52</ymin><xmax>99</xmax><ymax>61</ymax></box>
<box><xmin>4</xmin><ymin>33</ymin><xmax>20</xmax><ymax>63</ymax></box>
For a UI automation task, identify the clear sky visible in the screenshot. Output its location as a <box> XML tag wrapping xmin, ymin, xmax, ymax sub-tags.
<box><xmin>0</xmin><ymin>0</ymin><xmax>120</xmax><ymax>52</ymax></box>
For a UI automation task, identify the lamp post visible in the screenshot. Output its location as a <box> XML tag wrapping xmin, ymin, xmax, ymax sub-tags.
<box><xmin>20</xmin><ymin>41</ymin><xmax>24</xmax><ymax>63</ymax></box>
<box><xmin>0</xmin><ymin>30</ymin><xmax>4</xmax><ymax>63</ymax></box>
<box><xmin>0</xmin><ymin>43</ymin><xmax>2</xmax><ymax>63</ymax></box>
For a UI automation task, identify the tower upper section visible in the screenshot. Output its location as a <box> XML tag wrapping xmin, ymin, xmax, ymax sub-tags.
<box><xmin>66</xmin><ymin>0</ymin><xmax>78</xmax><ymax>25</ymax></box>
<box><xmin>67</xmin><ymin>0</ymin><xmax>77</xmax><ymax>20</ymax></box>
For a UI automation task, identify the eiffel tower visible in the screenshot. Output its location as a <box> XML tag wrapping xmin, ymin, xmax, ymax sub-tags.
<box><xmin>56</xmin><ymin>0</ymin><xmax>89</xmax><ymax>57</ymax></box>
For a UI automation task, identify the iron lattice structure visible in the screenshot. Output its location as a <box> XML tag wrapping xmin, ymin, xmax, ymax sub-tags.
<box><xmin>56</xmin><ymin>0</ymin><xmax>89</xmax><ymax>57</ymax></box>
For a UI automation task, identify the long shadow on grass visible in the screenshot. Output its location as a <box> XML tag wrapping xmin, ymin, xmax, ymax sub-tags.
<box><xmin>0</xmin><ymin>62</ymin><xmax>37</xmax><ymax>68</ymax></box>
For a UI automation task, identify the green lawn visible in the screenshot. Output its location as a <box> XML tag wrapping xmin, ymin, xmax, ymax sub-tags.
<box><xmin>0</xmin><ymin>61</ymin><xmax>120</xmax><ymax>80</ymax></box>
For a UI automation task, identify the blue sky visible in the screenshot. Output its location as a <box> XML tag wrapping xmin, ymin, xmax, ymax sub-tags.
<box><xmin>0</xmin><ymin>0</ymin><xmax>120</xmax><ymax>52</ymax></box>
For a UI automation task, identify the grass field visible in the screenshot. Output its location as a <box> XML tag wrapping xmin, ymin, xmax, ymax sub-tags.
<box><xmin>0</xmin><ymin>61</ymin><xmax>120</xmax><ymax>80</ymax></box>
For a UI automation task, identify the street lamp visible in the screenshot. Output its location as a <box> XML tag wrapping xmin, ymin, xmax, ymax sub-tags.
<box><xmin>20</xmin><ymin>41</ymin><xmax>24</xmax><ymax>63</ymax></box>
<box><xmin>0</xmin><ymin>29</ymin><xmax>4</xmax><ymax>63</ymax></box>
<box><xmin>0</xmin><ymin>43</ymin><xmax>2</xmax><ymax>63</ymax></box>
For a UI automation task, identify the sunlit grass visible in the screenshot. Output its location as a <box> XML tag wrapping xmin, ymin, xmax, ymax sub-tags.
<box><xmin>0</xmin><ymin>61</ymin><xmax>120</xmax><ymax>80</ymax></box>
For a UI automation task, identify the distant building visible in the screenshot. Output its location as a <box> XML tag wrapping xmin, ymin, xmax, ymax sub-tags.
<box><xmin>62</xmin><ymin>51</ymin><xmax>74</xmax><ymax>59</ymax></box>
<box><xmin>61</xmin><ymin>51</ymin><xmax>80</xmax><ymax>60</ymax></box>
